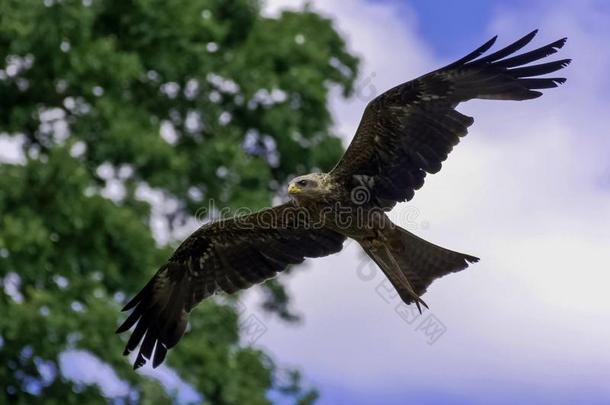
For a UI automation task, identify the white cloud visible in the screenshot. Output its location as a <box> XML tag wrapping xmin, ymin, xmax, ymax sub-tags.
<box><xmin>59</xmin><ymin>350</ymin><xmax>130</xmax><ymax>398</ymax></box>
<box><xmin>252</xmin><ymin>0</ymin><xmax>610</xmax><ymax>403</ymax></box>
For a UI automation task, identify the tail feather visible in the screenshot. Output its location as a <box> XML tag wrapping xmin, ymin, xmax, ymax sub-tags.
<box><xmin>394</xmin><ymin>228</ymin><xmax>479</xmax><ymax>297</ymax></box>
<box><xmin>362</xmin><ymin>226</ymin><xmax>478</xmax><ymax>310</ymax></box>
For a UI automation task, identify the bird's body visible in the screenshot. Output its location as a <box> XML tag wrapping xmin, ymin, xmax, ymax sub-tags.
<box><xmin>287</xmin><ymin>172</ymin><xmax>479</xmax><ymax>311</ymax></box>
<box><xmin>117</xmin><ymin>30</ymin><xmax>570</xmax><ymax>369</ymax></box>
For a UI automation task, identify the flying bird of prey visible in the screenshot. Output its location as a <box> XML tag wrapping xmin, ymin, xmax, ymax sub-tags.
<box><xmin>117</xmin><ymin>30</ymin><xmax>570</xmax><ymax>369</ymax></box>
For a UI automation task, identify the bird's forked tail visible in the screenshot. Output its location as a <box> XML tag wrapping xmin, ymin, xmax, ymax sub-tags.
<box><xmin>360</xmin><ymin>225</ymin><xmax>479</xmax><ymax>312</ymax></box>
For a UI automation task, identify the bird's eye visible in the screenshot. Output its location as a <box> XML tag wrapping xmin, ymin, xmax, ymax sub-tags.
<box><xmin>297</xmin><ymin>180</ymin><xmax>308</xmax><ymax>187</ymax></box>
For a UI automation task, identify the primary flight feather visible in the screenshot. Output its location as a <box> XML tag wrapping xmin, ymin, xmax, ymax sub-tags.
<box><xmin>117</xmin><ymin>30</ymin><xmax>570</xmax><ymax>369</ymax></box>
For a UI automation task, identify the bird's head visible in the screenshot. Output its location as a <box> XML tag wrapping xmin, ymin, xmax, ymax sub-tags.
<box><xmin>287</xmin><ymin>173</ymin><xmax>331</xmax><ymax>200</ymax></box>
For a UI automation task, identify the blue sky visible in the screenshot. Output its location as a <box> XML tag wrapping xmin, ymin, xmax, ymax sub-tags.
<box><xmin>385</xmin><ymin>0</ymin><xmax>510</xmax><ymax>56</ymax></box>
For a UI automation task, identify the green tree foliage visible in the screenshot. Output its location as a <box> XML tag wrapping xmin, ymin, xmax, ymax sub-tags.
<box><xmin>0</xmin><ymin>0</ymin><xmax>358</xmax><ymax>403</ymax></box>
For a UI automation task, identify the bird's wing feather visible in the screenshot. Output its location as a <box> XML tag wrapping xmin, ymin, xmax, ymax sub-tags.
<box><xmin>116</xmin><ymin>201</ymin><xmax>345</xmax><ymax>369</ymax></box>
<box><xmin>330</xmin><ymin>30</ymin><xmax>570</xmax><ymax>209</ymax></box>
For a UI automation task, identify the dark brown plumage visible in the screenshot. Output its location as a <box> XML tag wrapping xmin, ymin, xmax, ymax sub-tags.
<box><xmin>331</xmin><ymin>30</ymin><xmax>569</xmax><ymax>209</ymax></box>
<box><xmin>116</xmin><ymin>202</ymin><xmax>344</xmax><ymax>368</ymax></box>
<box><xmin>117</xmin><ymin>30</ymin><xmax>569</xmax><ymax>369</ymax></box>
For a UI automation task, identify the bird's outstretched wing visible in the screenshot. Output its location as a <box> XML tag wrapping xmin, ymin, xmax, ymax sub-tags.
<box><xmin>330</xmin><ymin>30</ymin><xmax>570</xmax><ymax>209</ymax></box>
<box><xmin>116</xmin><ymin>201</ymin><xmax>345</xmax><ymax>369</ymax></box>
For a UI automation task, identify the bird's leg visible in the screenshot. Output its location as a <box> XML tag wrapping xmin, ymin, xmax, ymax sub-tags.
<box><xmin>363</xmin><ymin>236</ymin><xmax>428</xmax><ymax>314</ymax></box>
<box><xmin>379</xmin><ymin>242</ymin><xmax>429</xmax><ymax>314</ymax></box>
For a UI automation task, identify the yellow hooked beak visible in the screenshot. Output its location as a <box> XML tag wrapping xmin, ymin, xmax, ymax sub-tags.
<box><xmin>288</xmin><ymin>184</ymin><xmax>301</xmax><ymax>194</ymax></box>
